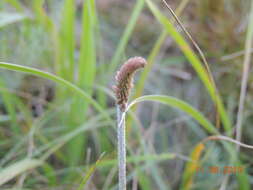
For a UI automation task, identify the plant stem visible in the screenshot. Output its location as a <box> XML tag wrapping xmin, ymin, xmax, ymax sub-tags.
<box><xmin>117</xmin><ymin>106</ymin><xmax>126</xmax><ymax>190</ymax></box>
<box><xmin>235</xmin><ymin>0</ymin><xmax>253</xmax><ymax>151</ymax></box>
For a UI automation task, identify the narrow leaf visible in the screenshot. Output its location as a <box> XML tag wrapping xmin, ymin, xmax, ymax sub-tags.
<box><xmin>127</xmin><ymin>95</ymin><xmax>218</xmax><ymax>134</ymax></box>
<box><xmin>0</xmin><ymin>159</ymin><xmax>43</xmax><ymax>186</ymax></box>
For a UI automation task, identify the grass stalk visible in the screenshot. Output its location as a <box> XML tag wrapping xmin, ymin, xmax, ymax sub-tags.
<box><xmin>117</xmin><ymin>107</ymin><xmax>127</xmax><ymax>190</ymax></box>
<box><xmin>235</xmin><ymin>0</ymin><xmax>253</xmax><ymax>151</ymax></box>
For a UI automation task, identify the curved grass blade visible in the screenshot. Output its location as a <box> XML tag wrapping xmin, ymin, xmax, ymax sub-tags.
<box><xmin>127</xmin><ymin>95</ymin><xmax>218</xmax><ymax>134</ymax></box>
<box><xmin>59</xmin><ymin>0</ymin><xmax>75</xmax><ymax>80</ymax></box>
<box><xmin>0</xmin><ymin>62</ymin><xmax>112</xmax><ymax>124</ymax></box>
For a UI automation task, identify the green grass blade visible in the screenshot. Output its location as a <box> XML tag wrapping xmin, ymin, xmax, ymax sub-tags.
<box><xmin>78</xmin><ymin>0</ymin><xmax>96</xmax><ymax>89</ymax></box>
<box><xmin>78</xmin><ymin>0</ymin><xmax>113</xmax><ymax>157</ymax></box>
<box><xmin>66</xmin><ymin>0</ymin><xmax>98</xmax><ymax>166</ymax></box>
<box><xmin>0</xmin><ymin>159</ymin><xmax>43</xmax><ymax>186</ymax></box>
<box><xmin>77</xmin><ymin>152</ymin><xmax>105</xmax><ymax>190</ymax></box>
<box><xmin>109</xmin><ymin>0</ymin><xmax>145</xmax><ymax>73</ymax></box>
<box><xmin>145</xmin><ymin>0</ymin><xmax>231</xmax><ymax>132</ymax></box>
<box><xmin>0</xmin><ymin>62</ymin><xmax>112</xmax><ymax>124</ymax></box>
<box><xmin>59</xmin><ymin>0</ymin><xmax>75</xmax><ymax>81</ymax></box>
<box><xmin>127</xmin><ymin>95</ymin><xmax>218</xmax><ymax>134</ymax></box>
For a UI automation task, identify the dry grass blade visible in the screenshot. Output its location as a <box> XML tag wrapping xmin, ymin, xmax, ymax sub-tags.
<box><xmin>161</xmin><ymin>0</ymin><xmax>213</xmax><ymax>85</ymax></box>
<box><xmin>180</xmin><ymin>143</ymin><xmax>205</xmax><ymax>190</ymax></box>
<box><xmin>235</xmin><ymin>0</ymin><xmax>253</xmax><ymax>151</ymax></box>
<box><xmin>161</xmin><ymin>0</ymin><xmax>221</xmax><ymax>128</ymax></box>
<box><xmin>203</xmin><ymin>135</ymin><xmax>253</xmax><ymax>150</ymax></box>
<box><xmin>221</xmin><ymin>48</ymin><xmax>253</xmax><ymax>61</ymax></box>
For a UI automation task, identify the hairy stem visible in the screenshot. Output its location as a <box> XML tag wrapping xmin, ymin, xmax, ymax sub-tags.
<box><xmin>117</xmin><ymin>106</ymin><xmax>126</xmax><ymax>190</ymax></box>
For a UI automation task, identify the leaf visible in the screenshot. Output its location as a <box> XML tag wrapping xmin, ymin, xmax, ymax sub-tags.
<box><xmin>78</xmin><ymin>0</ymin><xmax>97</xmax><ymax>89</ymax></box>
<box><xmin>0</xmin><ymin>62</ymin><xmax>113</xmax><ymax>124</ymax></box>
<box><xmin>127</xmin><ymin>95</ymin><xmax>218</xmax><ymax>134</ymax></box>
<box><xmin>0</xmin><ymin>159</ymin><xmax>43</xmax><ymax>186</ymax></box>
<box><xmin>59</xmin><ymin>0</ymin><xmax>75</xmax><ymax>80</ymax></box>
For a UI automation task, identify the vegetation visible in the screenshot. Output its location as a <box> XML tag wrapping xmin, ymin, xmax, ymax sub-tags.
<box><xmin>0</xmin><ymin>0</ymin><xmax>253</xmax><ymax>189</ymax></box>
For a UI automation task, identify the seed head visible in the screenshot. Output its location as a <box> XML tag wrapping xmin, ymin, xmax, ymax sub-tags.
<box><xmin>113</xmin><ymin>57</ymin><xmax>147</xmax><ymax>111</ymax></box>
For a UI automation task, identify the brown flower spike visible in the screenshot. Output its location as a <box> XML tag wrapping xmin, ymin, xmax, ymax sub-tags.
<box><xmin>113</xmin><ymin>57</ymin><xmax>147</xmax><ymax>111</ymax></box>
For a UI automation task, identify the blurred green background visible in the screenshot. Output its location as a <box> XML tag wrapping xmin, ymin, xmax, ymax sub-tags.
<box><xmin>0</xmin><ymin>0</ymin><xmax>253</xmax><ymax>189</ymax></box>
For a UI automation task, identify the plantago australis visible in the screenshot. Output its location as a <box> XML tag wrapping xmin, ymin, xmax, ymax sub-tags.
<box><xmin>113</xmin><ymin>57</ymin><xmax>147</xmax><ymax>190</ymax></box>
